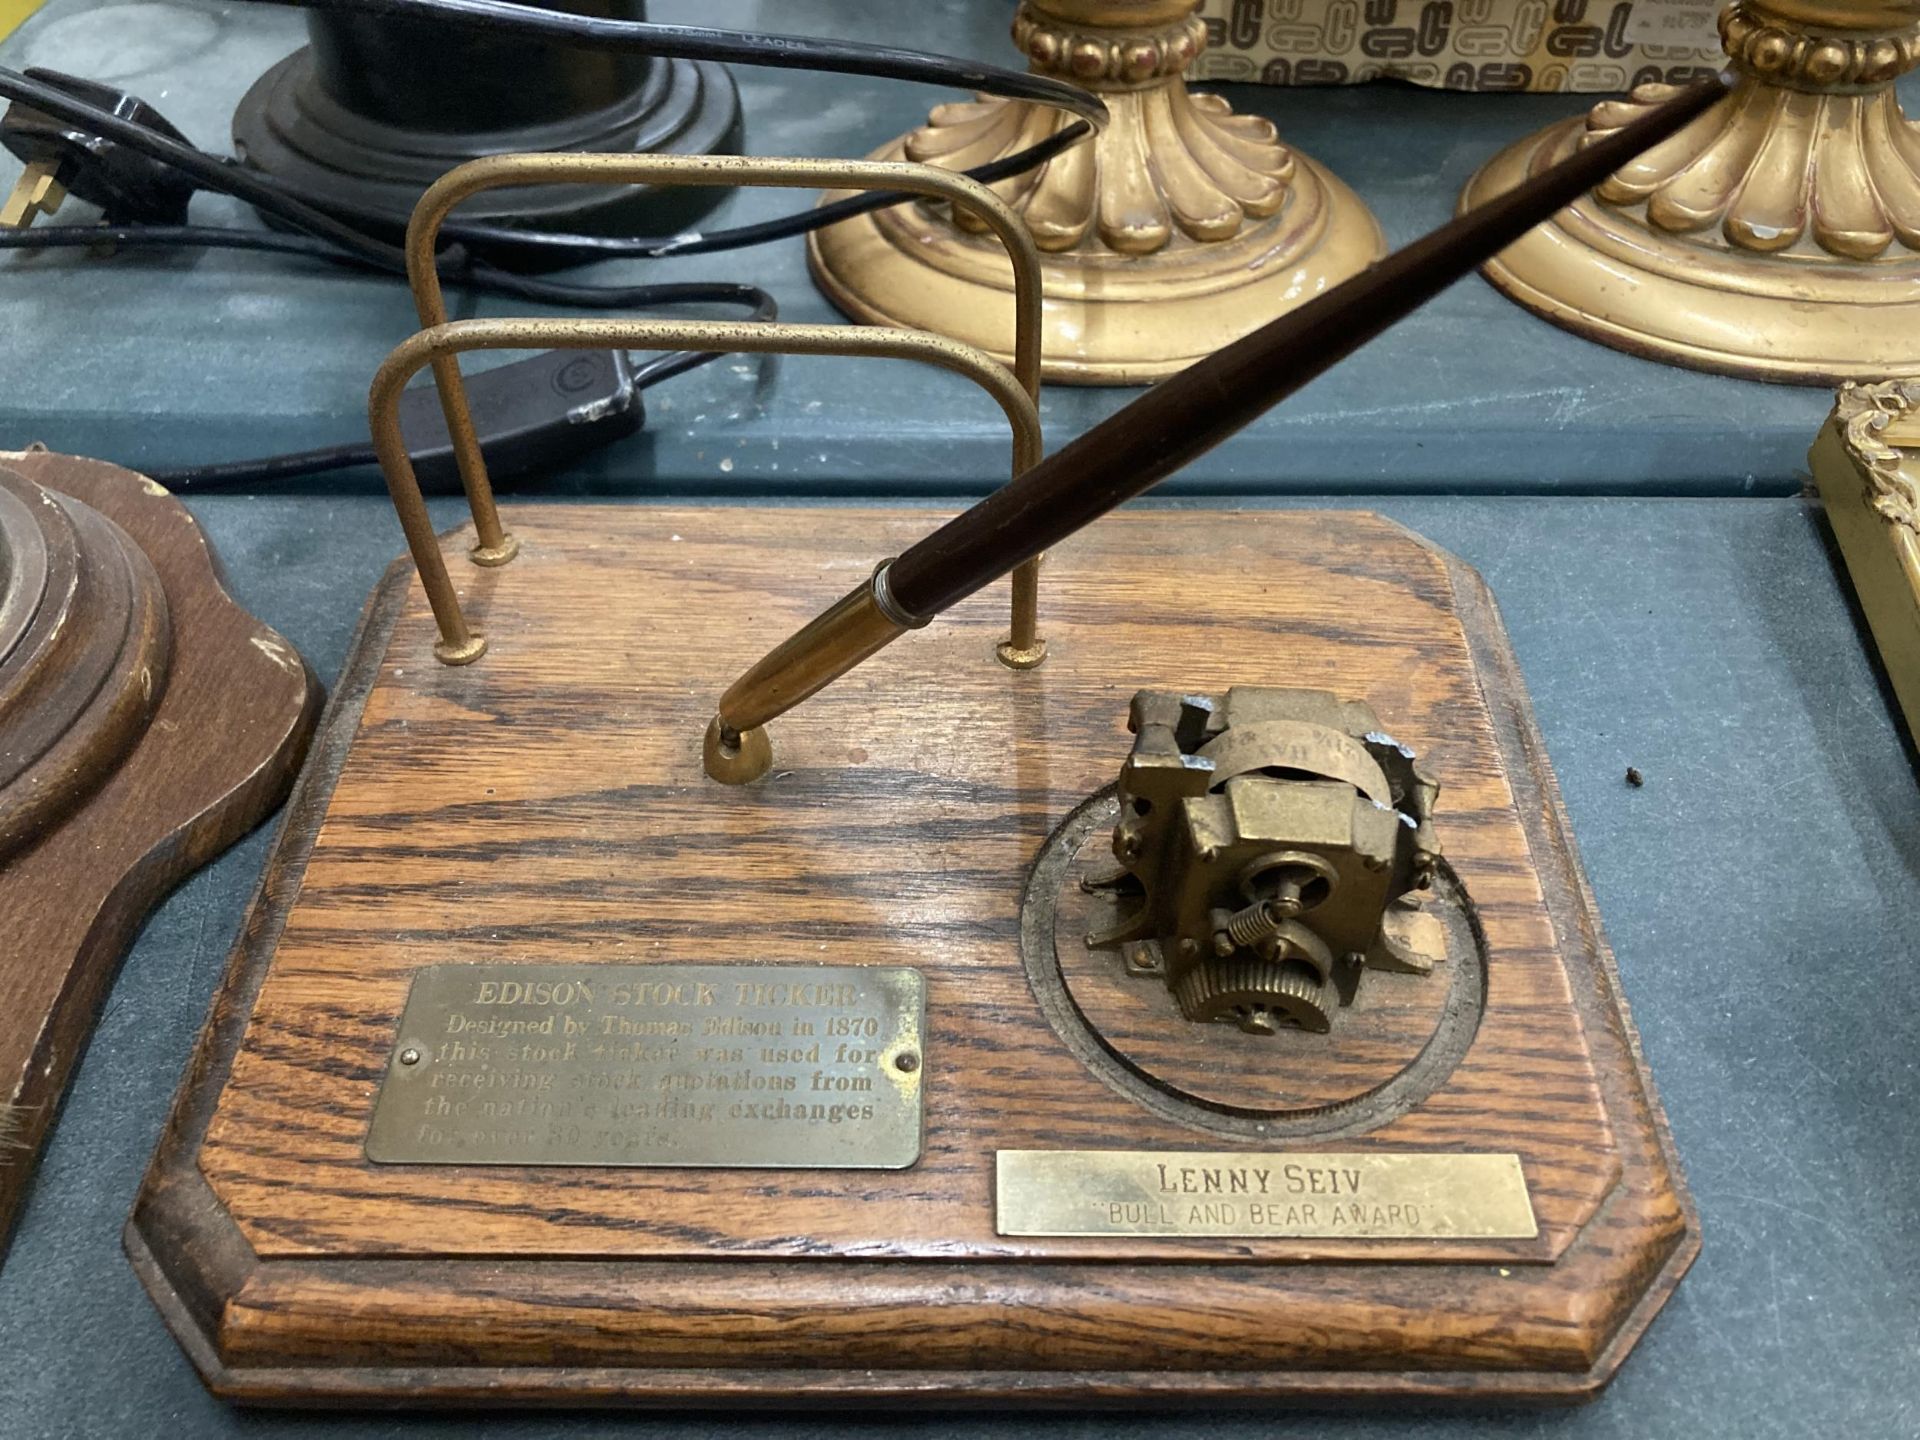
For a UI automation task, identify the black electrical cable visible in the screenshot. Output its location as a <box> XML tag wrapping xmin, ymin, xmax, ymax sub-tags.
<box><xmin>240</xmin><ymin>0</ymin><xmax>1108</xmax><ymax>129</ymax></box>
<box><xmin>0</xmin><ymin>214</ymin><xmax>803</xmax><ymax>313</ymax></box>
<box><xmin>149</xmin><ymin>441</ymin><xmax>384</xmax><ymax>487</ymax></box>
<box><xmin>0</xmin><ymin>68</ymin><xmax>400</xmax><ymax>262</ymax></box>
<box><xmin>1</xmin><ymin>0</ymin><xmax>1108</xmax><ymax>272</ymax></box>
<box><xmin>147</xmin><ymin>283</ymin><xmax>780</xmax><ymax>489</ymax></box>
<box><xmin>0</xmin><ymin>127</ymin><xmax>1093</xmax><ymax>272</ymax></box>
<box><xmin>0</xmin><ymin>6</ymin><xmax>1108</xmax><ymax>479</ymax></box>
<box><xmin>0</xmin><ymin>222</ymin><xmax>377</xmax><ymax>265</ymax></box>
<box><xmin>292</xmin><ymin>121</ymin><xmax>1097</xmax><ymax>264</ymax></box>
<box><xmin>0</xmin><ymin>65</ymin><xmax>1092</xmax><ymax>277</ymax></box>
<box><xmin>142</xmin><ymin>349</ymin><xmax>709</xmax><ymax>488</ymax></box>
<box><xmin>0</xmin><ymin>65</ymin><xmax>722</xmax><ymax>306</ymax></box>
<box><xmin>444</xmin><ymin>273</ymin><xmax>773</xmax><ymax>311</ymax></box>
<box><xmin>226</xmin><ymin>0</ymin><xmax>1107</xmax><ymax>264</ymax></box>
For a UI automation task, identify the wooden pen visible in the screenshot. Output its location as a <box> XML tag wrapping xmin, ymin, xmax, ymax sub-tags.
<box><xmin>704</xmin><ymin>73</ymin><xmax>1734</xmax><ymax>783</ymax></box>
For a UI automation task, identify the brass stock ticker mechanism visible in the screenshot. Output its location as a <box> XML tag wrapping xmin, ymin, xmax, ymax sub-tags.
<box><xmin>1087</xmin><ymin>689</ymin><xmax>1443</xmax><ymax>1036</ymax></box>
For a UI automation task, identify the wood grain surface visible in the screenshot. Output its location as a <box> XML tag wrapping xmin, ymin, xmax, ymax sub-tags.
<box><xmin>0</xmin><ymin>451</ymin><xmax>320</xmax><ymax>1262</ymax></box>
<box><xmin>129</xmin><ymin>505</ymin><xmax>1695</xmax><ymax>1404</ymax></box>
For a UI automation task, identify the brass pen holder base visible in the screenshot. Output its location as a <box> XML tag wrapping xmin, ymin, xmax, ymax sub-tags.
<box><xmin>808</xmin><ymin>1</ymin><xmax>1385</xmax><ymax>385</ymax></box>
<box><xmin>1461</xmin><ymin>0</ymin><xmax>1920</xmax><ymax>385</ymax></box>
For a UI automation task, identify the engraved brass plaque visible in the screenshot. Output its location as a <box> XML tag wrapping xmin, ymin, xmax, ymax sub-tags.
<box><xmin>996</xmin><ymin>1150</ymin><xmax>1537</xmax><ymax>1238</ymax></box>
<box><xmin>367</xmin><ymin>964</ymin><xmax>924</xmax><ymax>1168</ymax></box>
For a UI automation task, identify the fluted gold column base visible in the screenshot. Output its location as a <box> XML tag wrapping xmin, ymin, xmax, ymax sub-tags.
<box><xmin>1461</xmin><ymin>88</ymin><xmax>1920</xmax><ymax>385</ymax></box>
<box><xmin>809</xmin><ymin>142</ymin><xmax>1382</xmax><ymax>386</ymax></box>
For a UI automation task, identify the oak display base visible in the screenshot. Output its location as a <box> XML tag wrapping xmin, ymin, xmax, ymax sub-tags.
<box><xmin>128</xmin><ymin>506</ymin><xmax>1694</xmax><ymax>1406</ymax></box>
<box><xmin>0</xmin><ymin>452</ymin><xmax>320</xmax><ymax>1261</ymax></box>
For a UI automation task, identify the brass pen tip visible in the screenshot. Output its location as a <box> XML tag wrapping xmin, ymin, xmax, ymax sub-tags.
<box><xmin>703</xmin><ymin>716</ymin><xmax>773</xmax><ymax>785</ymax></box>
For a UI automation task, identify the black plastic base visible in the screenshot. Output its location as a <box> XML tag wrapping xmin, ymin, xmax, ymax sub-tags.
<box><xmin>230</xmin><ymin>46</ymin><xmax>740</xmax><ymax>262</ymax></box>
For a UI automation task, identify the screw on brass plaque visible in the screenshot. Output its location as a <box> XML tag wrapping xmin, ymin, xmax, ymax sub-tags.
<box><xmin>365</xmin><ymin>963</ymin><xmax>925</xmax><ymax>1170</ymax></box>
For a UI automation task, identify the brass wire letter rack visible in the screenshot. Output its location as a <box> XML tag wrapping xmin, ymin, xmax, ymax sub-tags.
<box><xmin>368</xmin><ymin>153</ymin><xmax>1049</xmax><ymax>776</ymax></box>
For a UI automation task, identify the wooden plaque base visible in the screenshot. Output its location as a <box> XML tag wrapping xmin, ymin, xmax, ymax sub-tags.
<box><xmin>0</xmin><ymin>452</ymin><xmax>319</xmax><ymax>1262</ymax></box>
<box><xmin>128</xmin><ymin>506</ymin><xmax>1695</xmax><ymax>1406</ymax></box>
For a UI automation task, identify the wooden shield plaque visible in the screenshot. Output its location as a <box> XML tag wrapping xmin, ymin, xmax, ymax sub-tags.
<box><xmin>127</xmin><ymin>506</ymin><xmax>1695</xmax><ymax>1406</ymax></box>
<box><xmin>0</xmin><ymin>451</ymin><xmax>320</xmax><ymax>1263</ymax></box>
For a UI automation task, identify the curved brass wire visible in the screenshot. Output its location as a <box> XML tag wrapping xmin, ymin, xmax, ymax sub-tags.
<box><xmin>369</xmin><ymin>318</ymin><xmax>1042</xmax><ymax>665</ymax></box>
<box><xmin>402</xmin><ymin>152</ymin><xmax>1045</xmax><ymax>566</ymax></box>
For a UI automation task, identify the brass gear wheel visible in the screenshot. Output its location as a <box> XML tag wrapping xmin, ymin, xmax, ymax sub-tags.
<box><xmin>1173</xmin><ymin>957</ymin><xmax>1333</xmax><ymax>1036</ymax></box>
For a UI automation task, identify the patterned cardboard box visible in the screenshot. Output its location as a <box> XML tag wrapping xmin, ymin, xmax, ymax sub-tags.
<box><xmin>1193</xmin><ymin>0</ymin><xmax>1723</xmax><ymax>91</ymax></box>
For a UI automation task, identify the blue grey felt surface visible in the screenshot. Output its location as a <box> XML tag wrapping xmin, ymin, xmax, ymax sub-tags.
<box><xmin>3</xmin><ymin>0</ymin><xmax>1918</xmax><ymax>1431</ymax></box>
<box><xmin>2</xmin><ymin>494</ymin><xmax>1917</xmax><ymax>1439</ymax></box>
<box><xmin>3</xmin><ymin>0</ymin><xmax>1912</xmax><ymax>495</ymax></box>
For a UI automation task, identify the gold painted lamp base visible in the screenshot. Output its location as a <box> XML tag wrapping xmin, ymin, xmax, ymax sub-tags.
<box><xmin>1463</xmin><ymin>102</ymin><xmax>1920</xmax><ymax>384</ymax></box>
<box><xmin>810</xmin><ymin>142</ymin><xmax>1382</xmax><ymax>386</ymax></box>
<box><xmin>1461</xmin><ymin>0</ymin><xmax>1920</xmax><ymax>385</ymax></box>
<box><xmin>808</xmin><ymin>0</ymin><xmax>1385</xmax><ymax>385</ymax></box>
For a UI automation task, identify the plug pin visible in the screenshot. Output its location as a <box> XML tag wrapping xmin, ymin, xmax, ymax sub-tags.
<box><xmin>1</xmin><ymin>158</ymin><xmax>65</xmax><ymax>228</ymax></box>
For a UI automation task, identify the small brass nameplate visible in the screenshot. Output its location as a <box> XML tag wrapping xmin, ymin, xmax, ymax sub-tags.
<box><xmin>367</xmin><ymin>963</ymin><xmax>923</xmax><ymax>1169</ymax></box>
<box><xmin>995</xmin><ymin>1150</ymin><xmax>1537</xmax><ymax>1239</ymax></box>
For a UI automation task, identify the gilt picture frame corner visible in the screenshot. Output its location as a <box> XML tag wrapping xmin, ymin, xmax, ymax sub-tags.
<box><xmin>1810</xmin><ymin>382</ymin><xmax>1920</xmax><ymax>746</ymax></box>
